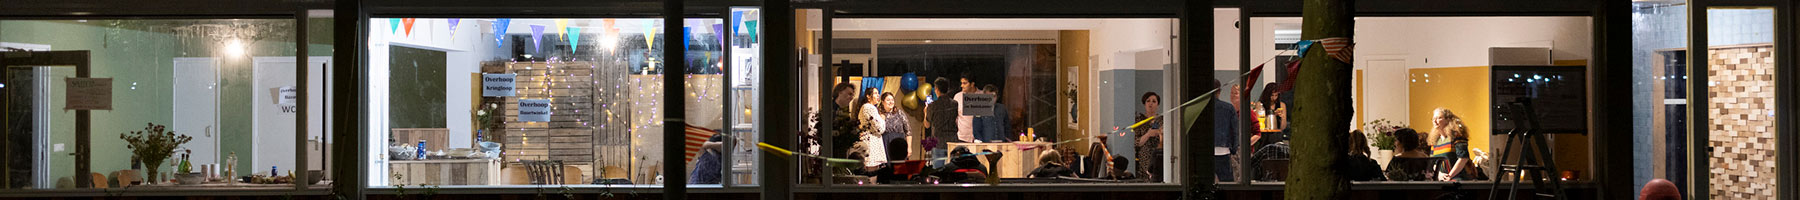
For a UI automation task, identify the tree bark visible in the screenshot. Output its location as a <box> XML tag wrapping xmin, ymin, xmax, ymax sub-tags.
<box><xmin>1287</xmin><ymin>0</ymin><xmax>1354</xmax><ymax>199</ymax></box>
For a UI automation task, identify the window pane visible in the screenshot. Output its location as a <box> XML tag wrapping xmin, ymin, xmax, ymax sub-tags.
<box><xmin>366</xmin><ymin>18</ymin><xmax>670</xmax><ymax>187</ymax></box>
<box><xmin>801</xmin><ymin>18</ymin><xmax>1179</xmax><ymax>185</ymax></box>
<box><xmin>1630</xmin><ymin>1</ymin><xmax>1687</xmax><ymax>197</ymax></box>
<box><xmin>724</xmin><ymin>7</ymin><xmax>765</xmax><ymax>186</ymax></box>
<box><xmin>0</xmin><ymin>19</ymin><xmax>302</xmax><ymax>189</ymax></box>
<box><xmin>1704</xmin><ymin>8</ymin><xmax>1776</xmax><ymax>200</ymax></box>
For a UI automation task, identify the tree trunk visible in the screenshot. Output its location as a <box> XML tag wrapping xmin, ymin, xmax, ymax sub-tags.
<box><xmin>1287</xmin><ymin>0</ymin><xmax>1354</xmax><ymax>199</ymax></box>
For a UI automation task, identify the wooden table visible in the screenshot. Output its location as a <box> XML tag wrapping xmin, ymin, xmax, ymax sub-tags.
<box><xmin>946</xmin><ymin>142</ymin><xmax>1051</xmax><ymax>178</ymax></box>
<box><xmin>389</xmin><ymin>159</ymin><xmax>502</xmax><ymax>185</ymax></box>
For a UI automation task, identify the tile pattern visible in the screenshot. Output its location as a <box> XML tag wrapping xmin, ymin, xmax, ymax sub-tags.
<box><xmin>1707</xmin><ymin>44</ymin><xmax>1777</xmax><ymax>200</ymax></box>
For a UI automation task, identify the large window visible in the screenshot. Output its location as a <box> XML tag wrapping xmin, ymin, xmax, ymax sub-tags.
<box><xmin>0</xmin><ymin>18</ymin><xmax>322</xmax><ymax>189</ymax></box>
<box><xmin>364</xmin><ymin>16</ymin><xmax>759</xmax><ymax>188</ymax></box>
<box><xmin>1238</xmin><ymin>16</ymin><xmax>1595</xmax><ymax>185</ymax></box>
<box><xmin>794</xmin><ymin>15</ymin><xmax>1187</xmax><ymax>185</ymax></box>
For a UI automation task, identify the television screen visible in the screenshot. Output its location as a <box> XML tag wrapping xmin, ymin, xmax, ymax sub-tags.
<box><xmin>1491</xmin><ymin>66</ymin><xmax>1587</xmax><ymax>134</ymax></box>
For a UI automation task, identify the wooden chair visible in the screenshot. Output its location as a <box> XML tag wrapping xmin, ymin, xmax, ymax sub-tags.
<box><xmin>89</xmin><ymin>173</ymin><xmax>108</xmax><ymax>188</ymax></box>
<box><xmin>523</xmin><ymin>160</ymin><xmax>565</xmax><ymax>185</ymax></box>
<box><xmin>112</xmin><ymin>170</ymin><xmax>142</xmax><ymax>186</ymax></box>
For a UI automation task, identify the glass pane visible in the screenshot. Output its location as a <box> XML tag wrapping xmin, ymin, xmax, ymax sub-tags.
<box><xmin>682</xmin><ymin>18</ymin><xmax>728</xmax><ymax>187</ymax></box>
<box><xmin>366</xmin><ymin>18</ymin><xmax>668</xmax><ymax>187</ymax></box>
<box><xmin>0</xmin><ymin>19</ymin><xmax>301</xmax><ymax>189</ymax></box>
<box><xmin>725</xmin><ymin>7</ymin><xmax>764</xmax><ymax>186</ymax></box>
<box><xmin>1250</xmin><ymin>16</ymin><xmax>1596</xmax><ymax>184</ymax></box>
<box><xmin>1704</xmin><ymin>7</ymin><xmax>1777</xmax><ymax>200</ymax></box>
<box><xmin>1630</xmin><ymin>0</ymin><xmax>1688</xmax><ymax>197</ymax></box>
<box><xmin>802</xmin><ymin>18</ymin><xmax>1179</xmax><ymax>185</ymax></box>
<box><xmin>1213</xmin><ymin>8</ymin><xmax>1245</xmax><ymax>183</ymax></box>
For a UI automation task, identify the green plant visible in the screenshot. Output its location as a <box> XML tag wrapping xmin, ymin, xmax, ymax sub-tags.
<box><xmin>1362</xmin><ymin>119</ymin><xmax>1407</xmax><ymax>150</ymax></box>
<box><xmin>474</xmin><ymin>103</ymin><xmax>503</xmax><ymax>142</ymax></box>
<box><xmin>119</xmin><ymin>123</ymin><xmax>192</xmax><ymax>182</ymax></box>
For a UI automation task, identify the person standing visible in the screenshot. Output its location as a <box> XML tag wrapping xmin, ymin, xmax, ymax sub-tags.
<box><xmin>1132</xmin><ymin>92</ymin><xmax>1164</xmax><ymax>180</ymax></box>
<box><xmin>924</xmin><ymin>78</ymin><xmax>961</xmax><ymax>167</ymax></box>
<box><xmin>828</xmin><ymin>83</ymin><xmax>861</xmax><ymax>158</ymax></box>
<box><xmin>879</xmin><ymin>93</ymin><xmax>911</xmax><ymax>160</ymax></box>
<box><xmin>1211</xmin><ymin>80</ymin><xmax>1239</xmax><ymax>182</ymax></box>
<box><xmin>975</xmin><ymin>84</ymin><xmax>1010</xmax><ymax>142</ymax></box>
<box><xmin>955</xmin><ymin>74</ymin><xmax>977</xmax><ymax>143</ymax></box>
<box><xmin>857</xmin><ymin>87</ymin><xmax>889</xmax><ymax>168</ymax></box>
<box><xmin>1430</xmin><ymin>108</ymin><xmax>1478</xmax><ymax>181</ymax></box>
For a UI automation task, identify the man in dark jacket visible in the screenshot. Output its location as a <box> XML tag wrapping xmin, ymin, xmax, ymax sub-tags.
<box><xmin>924</xmin><ymin>77</ymin><xmax>961</xmax><ymax>167</ymax></box>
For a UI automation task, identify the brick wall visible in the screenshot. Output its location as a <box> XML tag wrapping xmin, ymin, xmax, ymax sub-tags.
<box><xmin>1706</xmin><ymin>44</ymin><xmax>1777</xmax><ymax>200</ymax></box>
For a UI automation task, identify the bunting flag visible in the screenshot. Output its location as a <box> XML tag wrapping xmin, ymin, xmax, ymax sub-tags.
<box><xmin>683</xmin><ymin>26</ymin><xmax>692</xmax><ymax>51</ymax></box>
<box><xmin>402</xmin><ymin>18</ymin><xmax>417</xmax><ymax>36</ymax></box>
<box><xmin>1319</xmin><ymin>37</ymin><xmax>1353</xmax><ymax>63</ymax></box>
<box><xmin>493</xmin><ymin>19</ymin><xmax>512</xmax><ymax>48</ymax></box>
<box><xmin>1241</xmin><ymin>63</ymin><xmax>1264</xmax><ymax>97</ymax></box>
<box><xmin>1296</xmin><ymin>40</ymin><xmax>1315</xmax><ymax>55</ymax></box>
<box><xmin>555</xmin><ymin>19</ymin><xmax>569</xmax><ymax>35</ymax></box>
<box><xmin>712</xmin><ymin>24</ymin><xmax>724</xmax><ymax>46</ymax></box>
<box><xmin>388</xmin><ymin>18</ymin><xmax>400</xmax><ymax>35</ymax></box>
<box><xmin>1274</xmin><ymin>59</ymin><xmax>1302</xmax><ymax>95</ymax></box>
<box><xmin>644</xmin><ymin>21</ymin><xmax>657</xmax><ymax>50</ymax></box>
<box><xmin>731</xmin><ymin>11</ymin><xmax>744</xmax><ymax>32</ymax></box>
<box><xmin>447</xmin><ymin>19</ymin><xmax>461</xmax><ymax>37</ymax></box>
<box><xmin>567</xmin><ymin>27</ymin><xmax>581</xmax><ymax>52</ymax></box>
<box><xmin>746</xmin><ymin>20</ymin><xmax>759</xmax><ymax>43</ymax></box>
<box><xmin>530</xmin><ymin>25</ymin><xmax>545</xmax><ymax>52</ymax></box>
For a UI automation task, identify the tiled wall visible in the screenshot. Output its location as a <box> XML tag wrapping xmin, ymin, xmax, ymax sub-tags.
<box><xmin>1632</xmin><ymin>4</ymin><xmax>1686</xmax><ymax>194</ymax></box>
<box><xmin>1706</xmin><ymin>44</ymin><xmax>1777</xmax><ymax>200</ymax></box>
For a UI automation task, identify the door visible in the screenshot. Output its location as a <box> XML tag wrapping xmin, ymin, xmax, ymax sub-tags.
<box><xmin>172</xmin><ymin>58</ymin><xmax>221</xmax><ymax>166</ymax></box>
<box><xmin>249</xmin><ymin>56</ymin><xmax>329</xmax><ymax>175</ymax></box>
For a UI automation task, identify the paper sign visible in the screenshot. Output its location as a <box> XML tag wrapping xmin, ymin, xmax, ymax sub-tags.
<box><xmin>518</xmin><ymin>99</ymin><xmax>552</xmax><ymax>122</ymax></box>
<box><xmin>961</xmin><ymin>93</ymin><xmax>995</xmax><ymax>116</ymax></box>
<box><xmin>64</xmin><ymin>78</ymin><xmax>111</xmax><ymax>110</ymax></box>
<box><xmin>278</xmin><ymin>86</ymin><xmax>298</xmax><ymax>105</ymax></box>
<box><xmin>482</xmin><ymin>74</ymin><xmax>517</xmax><ymax>97</ymax></box>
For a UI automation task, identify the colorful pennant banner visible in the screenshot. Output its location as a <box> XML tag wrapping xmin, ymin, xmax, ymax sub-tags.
<box><xmin>530</xmin><ymin>25</ymin><xmax>545</xmax><ymax>52</ymax></box>
<box><xmin>493</xmin><ymin>19</ymin><xmax>512</xmax><ymax>48</ymax></box>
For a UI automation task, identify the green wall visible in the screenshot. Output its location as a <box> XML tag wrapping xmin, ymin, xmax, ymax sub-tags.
<box><xmin>1</xmin><ymin>20</ymin><xmax>327</xmax><ymax>184</ymax></box>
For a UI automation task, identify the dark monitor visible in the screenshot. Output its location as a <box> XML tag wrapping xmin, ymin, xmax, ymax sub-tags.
<box><xmin>1491</xmin><ymin>66</ymin><xmax>1587</xmax><ymax>134</ymax></box>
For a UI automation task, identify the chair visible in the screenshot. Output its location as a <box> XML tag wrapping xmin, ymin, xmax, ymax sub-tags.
<box><xmin>112</xmin><ymin>170</ymin><xmax>142</xmax><ymax>186</ymax></box>
<box><xmin>522</xmin><ymin>160</ymin><xmax>565</xmax><ymax>185</ymax></box>
<box><xmin>89</xmin><ymin>173</ymin><xmax>108</xmax><ymax>188</ymax></box>
<box><xmin>1385</xmin><ymin>157</ymin><xmax>1447</xmax><ymax>181</ymax></box>
<box><xmin>1259</xmin><ymin>159</ymin><xmax>1290</xmax><ymax>181</ymax></box>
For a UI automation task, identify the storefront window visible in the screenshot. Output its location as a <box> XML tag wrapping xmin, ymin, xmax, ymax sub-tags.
<box><xmin>1630</xmin><ymin>0</ymin><xmax>1688</xmax><ymax>196</ymax></box>
<box><xmin>1245</xmin><ymin>16</ymin><xmax>1595</xmax><ymax>184</ymax></box>
<box><xmin>0</xmin><ymin>18</ymin><xmax>318</xmax><ymax>189</ymax></box>
<box><xmin>796</xmin><ymin>16</ymin><xmax>1183</xmax><ymax>185</ymax></box>
<box><xmin>364</xmin><ymin>17</ymin><xmax>746</xmax><ymax>187</ymax></box>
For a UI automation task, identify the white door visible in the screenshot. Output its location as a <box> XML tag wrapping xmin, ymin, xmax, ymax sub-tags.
<box><xmin>249</xmin><ymin>57</ymin><xmax>328</xmax><ymax>175</ymax></box>
<box><xmin>172</xmin><ymin>58</ymin><xmax>221</xmax><ymax>167</ymax></box>
<box><xmin>1363</xmin><ymin>59</ymin><xmax>1410</xmax><ymax>126</ymax></box>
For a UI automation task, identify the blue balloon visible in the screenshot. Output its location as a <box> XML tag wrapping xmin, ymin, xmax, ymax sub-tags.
<box><xmin>900</xmin><ymin>73</ymin><xmax>919</xmax><ymax>91</ymax></box>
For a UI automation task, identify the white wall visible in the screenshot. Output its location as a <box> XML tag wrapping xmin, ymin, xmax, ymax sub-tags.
<box><xmin>1247</xmin><ymin>16</ymin><xmax>1592</xmax><ymax>126</ymax></box>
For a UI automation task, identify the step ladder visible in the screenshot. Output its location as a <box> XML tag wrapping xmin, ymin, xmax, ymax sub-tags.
<box><xmin>1487</xmin><ymin>99</ymin><xmax>1566</xmax><ymax>200</ymax></box>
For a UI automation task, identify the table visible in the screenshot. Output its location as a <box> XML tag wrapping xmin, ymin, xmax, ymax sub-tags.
<box><xmin>946</xmin><ymin>142</ymin><xmax>1051</xmax><ymax>178</ymax></box>
<box><xmin>389</xmin><ymin>159</ymin><xmax>502</xmax><ymax>185</ymax></box>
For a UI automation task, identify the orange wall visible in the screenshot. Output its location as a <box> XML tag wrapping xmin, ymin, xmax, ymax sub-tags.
<box><xmin>1406</xmin><ymin>66</ymin><xmax>1491</xmax><ymax>154</ymax></box>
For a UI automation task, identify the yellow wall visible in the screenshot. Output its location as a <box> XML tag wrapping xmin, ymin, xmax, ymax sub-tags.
<box><xmin>1058</xmin><ymin>30</ymin><xmax>1092</xmax><ymax>153</ymax></box>
<box><xmin>1407</xmin><ymin>66</ymin><xmax>1491</xmax><ymax>154</ymax></box>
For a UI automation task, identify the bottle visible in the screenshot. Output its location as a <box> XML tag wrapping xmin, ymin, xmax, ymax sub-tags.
<box><xmin>416</xmin><ymin>140</ymin><xmax>427</xmax><ymax>160</ymax></box>
<box><xmin>271</xmin><ymin>166</ymin><xmax>278</xmax><ymax>177</ymax></box>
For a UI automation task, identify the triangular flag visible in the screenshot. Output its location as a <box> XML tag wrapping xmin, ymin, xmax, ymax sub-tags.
<box><xmin>745</xmin><ymin>20</ymin><xmax>759</xmax><ymax>43</ymax></box>
<box><xmin>493</xmin><ymin>19</ymin><xmax>511</xmax><ymax>48</ymax></box>
<box><xmin>682</xmin><ymin>26</ymin><xmax>692</xmax><ymax>51</ymax></box>
<box><xmin>530</xmin><ymin>25</ymin><xmax>545</xmax><ymax>52</ymax></box>
<box><xmin>731</xmin><ymin>11</ymin><xmax>744</xmax><ymax>32</ymax></box>
<box><xmin>567</xmin><ymin>27</ymin><xmax>581</xmax><ymax>52</ymax></box>
<box><xmin>402</xmin><ymin>18</ymin><xmax>416</xmax><ymax>36</ymax></box>
<box><xmin>1242</xmin><ymin>63</ymin><xmax>1264</xmax><ymax>97</ymax></box>
<box><xmin>1319</xmin><ymin>37</ymin><xmax>1354</xmax><ymax>63</ymax></box>
<box><xmin>1274</xmin><ymin>59</ymin><xmax>1302</xmax><ymax>94</ymax></box>
<box><xmin>1296</xmin><ymin>40</ymin><xmax>1315</xmax><ymax>55</ymax></box>
<box><xmin>447</xmin><ymin>19</ymin><xmax>461</xmax><ymax>37</ymax></box>
<box><xmin>713</xmin><ymin>24</ymin><xmax>724</xmax><ymax>46</ymax></box>
<box><xmin>1180</xmin><ymin>90</ymin><xmax>1219</xmax><ymax>134</ymax></box>
<box><xmin>644</xmin><ymin>21</ymin><xmax>657</xmax><ymax>50</ymax></box>
<box><xmin>388</xmin><ymin>18</ymin><xmax>400</xmax><ymax>35</ymax></box>
<box><xmin>555</xmin><ymin>19</ymin><xmax>568</xmax><ymax>35</ymax></box>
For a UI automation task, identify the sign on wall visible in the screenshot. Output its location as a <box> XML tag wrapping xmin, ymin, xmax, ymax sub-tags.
<box><xmin>962</xmin><ymin>93</ymin><xmax>995</xmax><ymax>116</ymax></box>
<box><xmin>482</xmin><ymin>73</ymin><xmax>517</xmax><ymax>97</ymax></box>
<box><xmin>65</xmin><ymin>77</ymin><xmax>111</xmax><ymax>110</ymax></box>
<box><xmin>518</xmin><ymin>99</ymin><xmax>551</xmax><ymax>122</ymax></box>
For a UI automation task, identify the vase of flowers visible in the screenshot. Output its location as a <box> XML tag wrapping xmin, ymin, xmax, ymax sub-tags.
<box><xmin>1363</xmin><ymin>119</ymin><xmax>1405</xmax><ymax>168</ymax></box>
<box><xmin>474</xmin><ymin>102</ymin><xmax>504</xmax><ymax>158</ymax></box>
<box><xmin>120</xmin><ymin>123</ymin><xmax>192</xmax><ymax>184</ymax></box>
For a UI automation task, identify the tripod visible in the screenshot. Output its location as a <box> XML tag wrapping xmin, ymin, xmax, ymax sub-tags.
<box><xmin>1487</xmin><ymin>99</ymin><xmax>1566</xmax><ymax>200</ymax></box>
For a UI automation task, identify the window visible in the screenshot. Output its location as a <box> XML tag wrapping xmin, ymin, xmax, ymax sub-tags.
<box><xmin>795</xmin><ymin>15</ymin><xmax>1184</xmax><ymax>185</ymax></box>
<box><xmin>364</xmin><ymin>16</ymin><xmax>758</xmax><ymax>188</ymax></box>
<box><xmin>0</xmin><ymin>18</ymin><xmax>319</xmax><ymax>189</ymax></box>
<box><xmin>1241</xmin><ymin>16</ymin><xmax>1595</xmax><ymax>184</ymax></box>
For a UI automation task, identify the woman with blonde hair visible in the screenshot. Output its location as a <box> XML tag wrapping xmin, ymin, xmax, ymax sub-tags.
<box><xmin>1430</xmin><ymin>108</ymin><xmax>1479</xmax><ymax>181</ymax></box>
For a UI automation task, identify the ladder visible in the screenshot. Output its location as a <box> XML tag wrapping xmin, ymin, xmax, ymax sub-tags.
<box><xmin>1488</xmin><ymin>99</ymin><xmax>1566</xmax><ymax>200</ymax></box>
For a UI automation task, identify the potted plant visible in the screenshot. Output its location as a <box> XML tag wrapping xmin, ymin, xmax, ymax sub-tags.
<box><xmin>175</xmin><ymin>149</ymin><xmax>205</xmax><ymax>185</ymax></box>
<box><xmin>1362</xmin><ymin>119</ymin><xmax>1405</xmax><ymax>168</ymax></box>
<box><xmin>119</xmin><ymin>123</ymin><xmax>192</xmax><ymax>184</ymax></box>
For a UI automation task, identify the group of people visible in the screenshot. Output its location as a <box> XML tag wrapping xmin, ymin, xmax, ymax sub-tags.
<box><xmin>802</xmin><ymin>72</ymin><xmax>1022</xmax><ymax>183</ymax></box>
<box><xmin>1242</xmin><ymin>106</ymin><xmax>1485</xmax><ymax>182</ymax></box>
